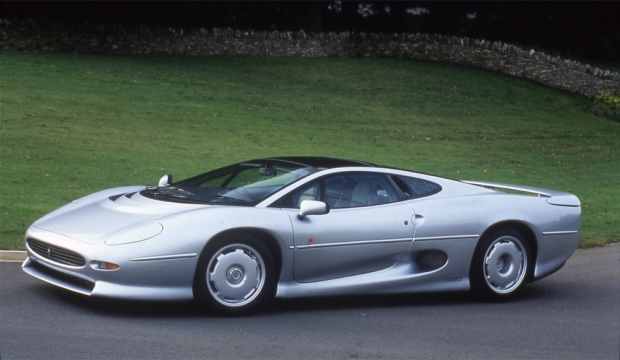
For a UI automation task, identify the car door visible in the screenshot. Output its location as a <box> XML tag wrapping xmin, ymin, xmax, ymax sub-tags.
<box><xmin>281</xmin><ymin>173</ymin><xmax>415</xmax><ymax>283</ymax></box>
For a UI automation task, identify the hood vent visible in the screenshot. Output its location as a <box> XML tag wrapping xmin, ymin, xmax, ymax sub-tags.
<box><xmin>109</xmin><ymin>192</ymin><xmax>138</xmax><ymax>201</ymax></box>
<box><xmin>109</xmin><ymin>194</ymin><xmax>123</xmax><ymax>201</ymax></box>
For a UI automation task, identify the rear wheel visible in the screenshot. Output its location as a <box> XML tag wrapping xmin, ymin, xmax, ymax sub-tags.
<box><xmin>470</xmin><ymin>228</ymin><xmax>531</xmax><ymax>300</ymax></box>
<box><xmin>194</xmin><ymin>235</ymin><xmax>274</xmax><ymax>314</ymax></box>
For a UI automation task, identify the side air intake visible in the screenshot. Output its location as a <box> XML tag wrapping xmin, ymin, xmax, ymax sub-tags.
<box><xmin>416</xmin><ymin>250</ymin><xmax>448</xmax><ymax>271</ymax></box>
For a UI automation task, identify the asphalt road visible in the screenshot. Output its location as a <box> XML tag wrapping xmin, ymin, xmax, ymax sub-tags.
<box><xmin>1</xmin><ymin>245</ymin><xmax>618</xmax><ymax>359</ymax></box>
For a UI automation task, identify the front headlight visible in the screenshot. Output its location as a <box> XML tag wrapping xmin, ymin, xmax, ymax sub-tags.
<box><xmin>104</xmin><ymin>222</ymin><xmax>163</xmax><ymax>245</ymax></box>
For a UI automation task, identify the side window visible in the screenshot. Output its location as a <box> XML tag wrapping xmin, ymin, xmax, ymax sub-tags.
<box><xmin>394</xmin><ymin>176</ymin><xmax>442</xmax><ymax>198</ymax></box>
<box><xmin>325</xmin><ymin>173</ymin><xmax>399</xmax><ymax>208</ymax></box>
<box><xmin>280</xmin><ymin>182</ymin><xmax>321</xmax><ymax>209</ymax></box>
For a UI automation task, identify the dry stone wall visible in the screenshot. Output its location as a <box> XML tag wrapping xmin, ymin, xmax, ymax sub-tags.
<box><xmin>2</xmin><ymin>19</ymin><xmax>618</xmax><ymax>98</ymax></box>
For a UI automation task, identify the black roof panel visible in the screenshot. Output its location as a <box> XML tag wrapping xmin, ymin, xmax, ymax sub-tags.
<box><xmin>263</xmin><ymin>156</ymin><xmax>378</xmax><ymax>169</ymax></box>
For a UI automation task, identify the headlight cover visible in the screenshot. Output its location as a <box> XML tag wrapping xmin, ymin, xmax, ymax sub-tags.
<box><xmin>104</xmin><ymin>222</ymin><xmax>164</xmax><ymax>245</ymax></box>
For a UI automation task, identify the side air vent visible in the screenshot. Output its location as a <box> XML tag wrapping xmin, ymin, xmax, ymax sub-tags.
<box><xmin>416</xmin><ymin>250</ymin><xmax>448</xmax><ymax>271</ymax></box>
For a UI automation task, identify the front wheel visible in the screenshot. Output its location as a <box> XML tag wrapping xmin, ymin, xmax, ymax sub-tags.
<box><xmin>194</xmin><ymin>235</ymin><xmax>274</xmax><ymax>314</ymax></box>
<box><xmin>470</xmin><ymin>228</ymin><xmax>531</xmax><ymax>300</ymax></box>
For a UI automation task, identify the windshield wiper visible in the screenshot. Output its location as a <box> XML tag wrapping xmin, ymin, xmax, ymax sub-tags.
<box><xmin>207</xmin><ymin>194</ymin><xmax>250</xmax><ymax>204</ymax></box>
<box><xmin>148</xmin><ymin>186</ymin><xmax>196</xmax><ymax>198</ymax></box>
<box><xmin>145</xmin><ymin>187</ymin><xmax>251</xmax><ymax>205</ymax></box>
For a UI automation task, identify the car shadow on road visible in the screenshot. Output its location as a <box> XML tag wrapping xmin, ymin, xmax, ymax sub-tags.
<box><xmin>34</xmin><ymin>282</ymin><xmax>537</xmax><ymax>318</ymax></box>
<box><xmin>265</xmin><ymin>291</ymin><xmax>476</xmax><ymax>314</ymax></box>
<box><xmin>35</xmin><ymin>284</ymin><xmax>200</xmax><ymax>318</ymax></box>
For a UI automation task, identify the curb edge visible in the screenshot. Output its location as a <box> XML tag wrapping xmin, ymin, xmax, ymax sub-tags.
<box><xmin>0</xmin><ymin>250</ymin><xmax>28</xmax><ymax>262</ymax></box>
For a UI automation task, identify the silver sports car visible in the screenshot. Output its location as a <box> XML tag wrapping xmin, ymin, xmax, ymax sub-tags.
<box><xmin>23</xmin><ymin>157</ymin><xmax>581</xmax><ymax>313</ymax></box>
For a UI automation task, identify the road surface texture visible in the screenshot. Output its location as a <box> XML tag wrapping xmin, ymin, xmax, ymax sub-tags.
<box><xmin>1</xmin><ymin>245</ymin><xmax>618</xmax><ymax>359</ymax></box>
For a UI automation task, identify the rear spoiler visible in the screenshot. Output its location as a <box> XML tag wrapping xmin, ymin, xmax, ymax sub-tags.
<box><xmin>462</xmin><ymin>181</ymin><xmax>580</xmax><ymax>207</ymax></box>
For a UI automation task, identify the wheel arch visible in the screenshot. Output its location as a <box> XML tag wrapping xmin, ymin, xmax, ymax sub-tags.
<box><xmin>474</xmin><ymin>220</ymin><xmax>538</xmax><ymax>282</ymax></box>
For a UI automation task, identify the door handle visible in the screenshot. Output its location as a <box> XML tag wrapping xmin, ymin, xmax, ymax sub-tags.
<box><xmin>412</xmin><ymin>214</ymin><xmax>425</xmax><ymax>225</ymax></box>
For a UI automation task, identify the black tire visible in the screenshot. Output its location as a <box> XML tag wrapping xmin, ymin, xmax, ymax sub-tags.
<box><xmin>470</xmin><ymin>227</ymin><xmax>532</xmax><ymax>301</ymax></box>
<box><xmin>193</xmin><ymin>235</ymin><xmax>275</xmax><ymax>315</ymax></box>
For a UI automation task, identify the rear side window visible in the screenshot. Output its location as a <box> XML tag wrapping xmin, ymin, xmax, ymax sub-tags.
<box><xmin>393</xmin><ymin>176</ymin><xmax>442</xmax><ymax>198</ymax></box>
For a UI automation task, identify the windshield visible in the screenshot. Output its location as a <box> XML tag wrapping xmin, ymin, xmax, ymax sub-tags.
<box><xmin>141</xmin><ymin>160</ymin><xmax>315</xmax><ymax>205</ymax></box>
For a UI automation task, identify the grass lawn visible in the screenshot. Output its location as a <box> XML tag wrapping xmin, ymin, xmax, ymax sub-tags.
<box><xmin>1</xmin><ymin>52</ymin><xmax>618</xmax><ymax>249</ymax></box>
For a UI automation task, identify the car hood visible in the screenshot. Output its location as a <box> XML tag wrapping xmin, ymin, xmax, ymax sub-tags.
<box><xmin>33</xmin><ymin>191</ymin><xmax>205</xmax><ymax>245</ymax></box>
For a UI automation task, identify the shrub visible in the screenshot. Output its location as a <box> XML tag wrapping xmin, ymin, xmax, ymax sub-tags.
<box><xmin>586</xmin><ymin>92</ymin><xmax>620</xmax><ymax>122</ymax></box>
<box><xmin>594</xmin><ymin>92</ymin><xmax>620</xmax><ymax>109</ymax></box>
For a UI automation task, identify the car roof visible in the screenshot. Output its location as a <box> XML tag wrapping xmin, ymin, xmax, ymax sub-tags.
<box><xmin>260</xmin><ymin>156</ymin><xmax>379</xmax><ymax>169</ymax></box>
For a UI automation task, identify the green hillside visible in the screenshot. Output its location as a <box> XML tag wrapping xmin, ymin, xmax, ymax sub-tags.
<box><xmin>1</xmin><ymin>53</ymin><xmax>618</xmax><ymax>249</ymax></box>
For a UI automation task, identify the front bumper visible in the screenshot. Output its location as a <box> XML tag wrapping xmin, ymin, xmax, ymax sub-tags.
<box><xmin>23</xmin><ymin>227</ymin><xmax>198</xmax><ymax>301</ymax></box>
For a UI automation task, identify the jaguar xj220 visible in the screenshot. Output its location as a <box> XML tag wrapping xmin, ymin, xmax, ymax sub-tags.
<box><xmin>23</xmin><ymin>157</ymin><xmax>581</xmax><ymax>313</ymax></box>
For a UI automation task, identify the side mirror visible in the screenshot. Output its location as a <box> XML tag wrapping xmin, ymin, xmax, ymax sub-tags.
<box><xmin>159</xmin><ymin>174</ymin><xmax>172</xmax><ymax>187</ymax></box>
<box><xmin>297</xmin><ymin>200</ymin><xmax>330</xmax><ymax>220</ymax></box>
